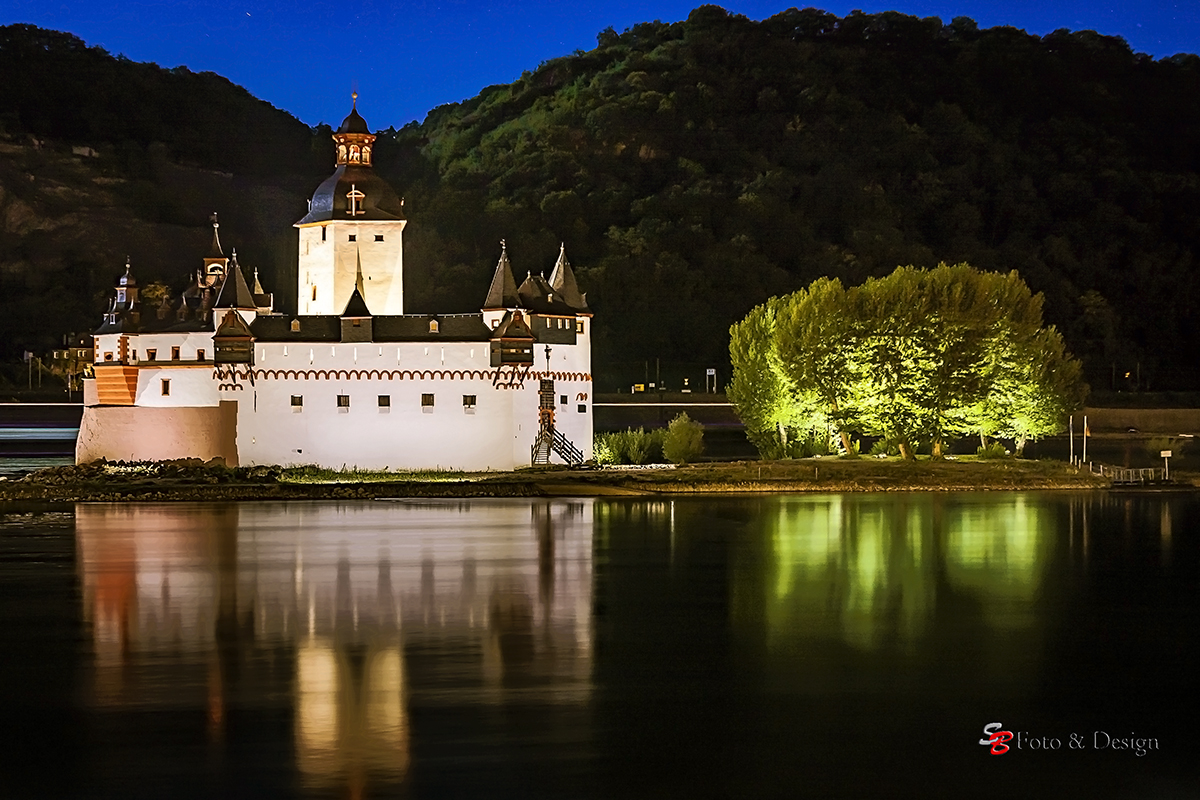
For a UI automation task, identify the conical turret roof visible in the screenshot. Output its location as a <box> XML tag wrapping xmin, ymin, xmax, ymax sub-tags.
<box><xmin>213</xmin><ymin>251</ymin><xmax>257</xmax><ymax>309</ymax></box>
<box><xmin>341</xmin><ymin>253</ymin><xmax>372</xmax><ymax>317</ymax></box>
<box><xmin>482</xmin><ymin>241</ymin><xmax>520</xmax><ymax>310</ymax></box>
<box><xmin>548</xmin><ymin>243</ymin><xmax>589</xmax><ymax>312</ymax></box>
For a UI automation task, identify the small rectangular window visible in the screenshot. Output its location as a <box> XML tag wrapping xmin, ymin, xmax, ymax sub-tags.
<box><xmin>147</xmin><ymin>349</ymin><xmax>157</xmax><ymax>361</ymax></box>
<box><xmin>171</xmin><ymin>346</ymin><xmax>180</xmax><ymax>361</ymax></box>
<box><xmin>337</xmin><ymin>395</ymin><xmax>350</xmax><ymax>408</ymax></box>
<box><xmin>378</xmin><ymin>395</ymin><xmax>390</xmax><ymax>407</ymax></box>
<box><xmin>374</xmin><ymin>234</ymin><xmax>384</xmax><ymax>242</ymax></box>
<box><xmin>463</xmin><ymin>395</ymin><xmax>476</xmax><ymax>409</ymax></box>
<box><xmin>291</xmin><ymin>395</ymin><xmax>303</xmax><ymax>407</ymax></box>
<box><xmin>312</xmin><ymin>286</ymin><xmax>317</xmax><ymax>301</ymax></box>
<box><xmin>576</xmin><ymin>320</ymin><xmax>584</xmax><ymax>333</ymax></box>
<box><xmin>161</xmin><ymin>379</ymin><xmax>171</xmax><ymax>396</ymax></box>
<box><xmin>578</xmin><ymin>404</ymin><xmax>587</xmax><ymax>413</ymax></box>
<box><xmin>103</xmin><ymin>352</ymin><xmax>113</xmax><ymax>361</ymax></box>
<box><xmin>560</xmin><ymin>395</ymin><xmax>567</xmax><ymax>405</ymax></box>
<box><xmin>348</xmin><ymin>234</ymin><xmax>357</xmax><ymax>242</ymax></box>
<box><xmin>196</xmin><ymin>349</ymin><xmax>205</xmax><ymax>361</ymax></box>
<box><xmin>321</xmin><ymin>227</ymin><xmax>327</xmax><ymax>242</ymax></box>
<box><xmin>421</xmin><ymin>393</ymin><xmax>435</xmax><ymax>407</ymax></box>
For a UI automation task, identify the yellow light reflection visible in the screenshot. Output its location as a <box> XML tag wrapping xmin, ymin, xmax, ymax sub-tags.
<box><xmin>764</xmin><ymin>494</ymin><xmax>1052</xmax><ymax>651</ymax></box>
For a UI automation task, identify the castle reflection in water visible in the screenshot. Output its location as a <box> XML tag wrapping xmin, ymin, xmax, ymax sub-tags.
<box><xmin>76</xmin><ymin>499</ymin><xmax>594</xmax><ymax>793</ymax></box>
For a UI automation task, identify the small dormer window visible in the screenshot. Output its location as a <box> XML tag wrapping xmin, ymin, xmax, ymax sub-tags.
<box><xmin>291</xmin><ymin>319</ymin><xmax>301</xmax><ymax>332</ymax></box>
<box><xmin>547</xmin><ymin>294</ymin><xmax>553</xmax><ymax>303</ymax></box>
<box><xmin>429</xmin><ymin>320</ymin><xmax>439</xmax><ymax>334</ymax></box>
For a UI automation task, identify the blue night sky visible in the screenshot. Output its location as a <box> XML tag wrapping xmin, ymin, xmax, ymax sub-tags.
<box><xmin>4</xmin><ymin>1</ymin><xmax>1198</xmax><ymax>129</ymax></box>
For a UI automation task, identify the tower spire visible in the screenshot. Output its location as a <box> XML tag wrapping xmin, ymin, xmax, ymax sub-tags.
<box><xmin>483</xmin><ymin>239</ymin><xmax>519</xmax><ymax>309</ymax></box>
<box><xmin>549</xmin><ymin>242</ymin><xmax>589</xmax><ymax>312</ymax></box>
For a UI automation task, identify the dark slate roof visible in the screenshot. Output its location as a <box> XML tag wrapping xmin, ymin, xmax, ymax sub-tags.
<box><xmin>213</xmin><ymin>257</ymin><xmax>257</xmax><ymax>309</ymax></box>
<box><xmin>374</xmin><ymin>314</ymin><xmax>493</xmax><ymax>342</ymax></box>
<box><xmin>517</xmin><ymin>273</ymin><xmax>579</xmax><ymax>316</ymax></box>
<box><xmin>491</xmin><ymin>310</ymin><xmax>535</xmax><ymax>340</ymax></box>
<box><xmin>338</xmin><ymin>106</ymin><xmax>371</xmax><ymax>135</ymax></box>
<box><xmin>341</xmin><ymin>285</ymin><xmax>372</xmax><ymax>318</ymax></box>
<box><xmin>252</xmin><ymin>315</ymin><xmax>341</xmax><ymax>342</ymax></box>
<box><xmin>251</xmin><ymin>314</ymin><xmax>492</xmax><ymax>343</ymax></box>
<box><xmin>214</xmin><ymin>309</ymin><xmax>253</xmax><ymax>338</ymax></box>
<box><xmin>549</xmin><ymin>245</ymin><xmax>590</xmax><ymax>313</ymax></box>
<box><xmin>294</xmin><ymin>164</ymin><xmax>404</xmax><ymax>225</ymax></box>
<box><xmin>482</xmin><ymin>246</ymin><xmax>519</xmax><ymax>309</ymax></box>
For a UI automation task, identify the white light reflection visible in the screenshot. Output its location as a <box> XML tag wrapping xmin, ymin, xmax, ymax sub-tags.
<box><xmin>76</xmin><ymin>499</ymin><xmax>594</xmax><ymax>793</ymax></box>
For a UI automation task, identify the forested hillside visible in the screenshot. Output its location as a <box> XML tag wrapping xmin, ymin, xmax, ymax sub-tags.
<box><xmin>385</xmin><ymin>6</ymin><xmax>1200</xmax><ymax>390</ymax></box>
<box><xmin>5</xmin><ymin>10</ymin><xmax>1200</xmax><ymax>391</ymax></box>
<box><xmin>0</xmin><ymin>23</ymin><xmax>326</xmax><ymax>375</ymax></box>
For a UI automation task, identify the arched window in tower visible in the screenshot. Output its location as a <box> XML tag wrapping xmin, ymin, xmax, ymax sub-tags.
<box><xmin>349</xmin><ymin>145</ymin><xmax>361</xmax><ymax>163</ymax></box>
<box><xmin>362</xmin><ymin>145</ymin><xmax>371</xmax><ymax>165</ymax></box>
<box><xmin>338</xmin><ymin>144</ymin><xmax>347</xmax><ymax>163</ymax></box>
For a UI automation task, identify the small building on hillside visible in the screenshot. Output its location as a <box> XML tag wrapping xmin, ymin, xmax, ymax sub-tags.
<box><xmin>78</xmin><ymin>99</ymin><xmax>593</xmax><ymax>471</ymax></box>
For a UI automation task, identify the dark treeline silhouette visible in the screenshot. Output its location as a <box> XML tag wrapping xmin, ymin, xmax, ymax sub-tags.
<box><xmin>3</xmin><ymin>11</ymin><xmax>1200</xmax><ymax>390</ymax></box>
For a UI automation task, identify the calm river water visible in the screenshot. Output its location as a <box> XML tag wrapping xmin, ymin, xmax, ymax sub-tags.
<box><xmin>0</xmin><ymin>493</ymin><xmax>1197</xmax><ymax>798</ymax></box>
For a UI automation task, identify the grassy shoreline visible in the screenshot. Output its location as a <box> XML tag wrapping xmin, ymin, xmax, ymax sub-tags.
<box><xmin>0</xmin><ymin>456</ymin><xmax>1152</xmax><ymax>503</ymax></box>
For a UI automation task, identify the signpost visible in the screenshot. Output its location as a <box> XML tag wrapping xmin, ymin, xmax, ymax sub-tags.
<box><xmin>1161</xmin><ymin>450</ymin><xmax>1172</xmax><ymax>481</ymax></box>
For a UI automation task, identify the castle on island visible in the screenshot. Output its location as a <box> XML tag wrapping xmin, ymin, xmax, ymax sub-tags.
<box><xmin>79</xmin><ymin>99</ymin><xmax>593</xmax><ymax>471</ymax></box>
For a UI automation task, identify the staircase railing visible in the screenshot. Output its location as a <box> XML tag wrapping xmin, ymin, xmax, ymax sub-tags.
<box><xmin>530</xmin><ymin>427</ymin><xmax>584</xmax><ymax>466</ymax></box>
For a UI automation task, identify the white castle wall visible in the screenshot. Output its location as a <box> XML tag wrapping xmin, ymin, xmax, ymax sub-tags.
<box><xmin>81</xmin><ymin>326</ymin><xmax>592</xmax><ymax>470</ymax></box>
<box><xmin>298</xmin><ymin>220</ymin><xmax>405</xmax><ymax>316</ymax></box>
<box><xmin>226</xmin><ymin>339</ymin><xmax>592</xmax><ymax>471</ymax></box>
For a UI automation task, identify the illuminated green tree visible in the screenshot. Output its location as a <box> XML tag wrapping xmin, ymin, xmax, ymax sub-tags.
<box><xmin>728</xmin><ymin>297</ymin><xmax>824</xmax><ymax>458</ymax></box>
<box><xmin>729</xmin><ymin>264</ymin><xmax>1085</xmax><ymax>460</ymax></box>
<box><xmin>776</xmin><ymin>277</ymin><xmax>861</xmax><ymax>455</ymax></box>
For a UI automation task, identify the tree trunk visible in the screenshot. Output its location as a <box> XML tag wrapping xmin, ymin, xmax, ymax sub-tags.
<box><xmin>932</xmin><ymin>439</ymin><xmax>944</xmax><ymax>459</ymax></box>
<box><xmin>1015</xmin><ymin>437</ymin><xmax>1026</xmax><ymax>457</ymax></box>
<box><xmin>980</xmin><ymin>433</ymin><xmax>988</xmax><ymax>449</ymax></box>
<box><xmin>897</xmin><ymin>439</ymin><xmax>915</xmax><ymax>461</ymax></box>
<box><xmin>840</xmin><ymin>430</ymin><xmax>854</xmax><ymax>455</ymax></box>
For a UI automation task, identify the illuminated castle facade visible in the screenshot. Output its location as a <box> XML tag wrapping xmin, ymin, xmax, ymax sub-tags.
<box><xmin>78</xmin><ymin>100</ymin><xmax>593</xmax><ymax>470</ymax></box>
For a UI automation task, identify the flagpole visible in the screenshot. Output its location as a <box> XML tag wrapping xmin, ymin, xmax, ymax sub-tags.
<box><xmin>1083</xmin><ymin>415</ymin><xmax>1088</xmax><ymax>464</ymax></box>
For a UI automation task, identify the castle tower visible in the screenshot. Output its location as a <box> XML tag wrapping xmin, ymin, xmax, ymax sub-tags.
<box><xmin>294</xmin><ymin>94</ymin><xmax>407</xmax><ymax>316</ymax></box>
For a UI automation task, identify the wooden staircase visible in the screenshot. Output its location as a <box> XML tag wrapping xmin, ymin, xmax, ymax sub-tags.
<box><xmin>531</xmin><ymin>427</ymin><xmax>585</xmax><ymax>466</ymax></box>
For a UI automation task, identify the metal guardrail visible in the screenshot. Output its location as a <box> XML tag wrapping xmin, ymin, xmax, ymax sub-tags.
<box><xmin>1091</xmin><ymin>463</ymin><xmax>1170</xmax><ymax>485</ymax></box>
